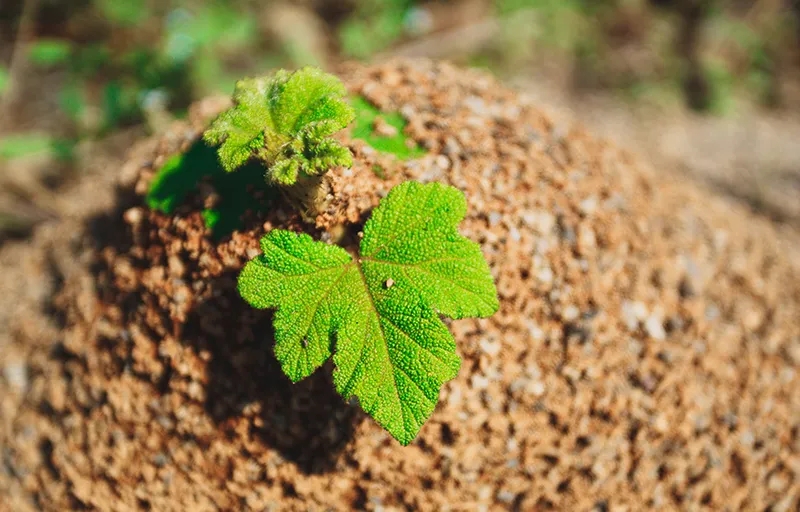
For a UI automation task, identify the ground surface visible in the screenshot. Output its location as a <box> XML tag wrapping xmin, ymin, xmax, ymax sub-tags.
<box><xmin>0</xmin><ymin>60</ymin><xmax>799</xmax><ymax>511</ymax></box>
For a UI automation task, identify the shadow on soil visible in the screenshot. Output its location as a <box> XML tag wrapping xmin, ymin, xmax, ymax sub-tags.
<box><xmin>187</xmin><ymin>271</ymin><xmax>361</xmax><ymax>474</ymax></box>
<box><xmin>78</xmin><ymin>175</ymin><xmax>359</xmax><ymax>475</ymax></box>
<box><xmin>703</xmin><ymin>173</ymin><xmax>800</xmax><ymax>226</ymax></box>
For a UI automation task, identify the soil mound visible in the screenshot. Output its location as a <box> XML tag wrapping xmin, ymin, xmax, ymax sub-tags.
<box><xmin>1</xmin><ymin>60</ymin><xmax>799</xmax><ymax>511</ymax></box>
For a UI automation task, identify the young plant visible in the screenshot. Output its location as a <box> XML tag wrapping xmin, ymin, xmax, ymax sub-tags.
<box><xmin>238</xmin><ymin>180</ymin><xmax>499</xmax><ymax>445</ymax></box>
<box><xmin>203</xmin><ymin>67</ymin><xmax>355</xmax><ymax>216</ymax></box>
<box><xmin>204</xmin><ymin>67</ymin><xmax>354</xmax><ymax>180</ymax></box>
<box><xmin>185</xmin><ymin>67</ymin><xmax>496</xmax><ymax>443</ymax></box>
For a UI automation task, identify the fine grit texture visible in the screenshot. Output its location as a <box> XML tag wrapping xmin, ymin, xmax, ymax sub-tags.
<box><xmin>0</xmin><ymin>59</ymin><xmax>798</xmax><ymax>511</ymax></box>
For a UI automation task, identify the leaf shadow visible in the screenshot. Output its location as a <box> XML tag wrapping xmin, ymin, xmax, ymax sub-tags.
<box><xmin>81</xmin><ymin>174</ymin><xmax>359</xmax><ymax>476</ymax></box>
<box><xmin>185</xmin><ymin>270</ymin><xmax>361</xmax><ymax>474</ymax></box>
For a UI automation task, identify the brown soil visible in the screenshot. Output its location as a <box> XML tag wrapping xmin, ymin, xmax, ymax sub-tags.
<box><xmin>1</xmin><ymin>59</ymin><xmax>799</xmax><ymax>511</ymax></box>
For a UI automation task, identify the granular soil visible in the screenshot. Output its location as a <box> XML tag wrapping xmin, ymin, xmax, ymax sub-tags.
<box><xmin>1</xmin><ymin>59</ymin><xmax>799</xmax><ymax>511</ymax></box>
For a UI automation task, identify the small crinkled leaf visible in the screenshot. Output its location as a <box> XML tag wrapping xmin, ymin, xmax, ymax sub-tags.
<box><xmin>238</xmin><ymin>181</ymin><xmax>498</xmax><ymax>445</ymax></box>
<box><xmin>203</xmin><ymin>67</ymin><xmax>355</xmax><ymax>183</ymax></box>
<box><xmin>274</xmin><ymin>67</ymin><xmax>349</xmax><ymax>133</ymax></box>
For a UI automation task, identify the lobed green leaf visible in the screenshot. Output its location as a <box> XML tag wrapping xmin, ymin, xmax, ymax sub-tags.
<box><xmin>238</xmin><ymin>181</ymin><xmax>499</xmax><ymax>445</ymax></box>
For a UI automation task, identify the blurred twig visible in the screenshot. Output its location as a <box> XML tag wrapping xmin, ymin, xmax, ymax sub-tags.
<box><xmin>0</xmin><ymin>0</ymin><xmax>40</xmax><ymax>134</ymax></box>
<box><xmin>372</xmin><ymin>14</ymin><xmax>501</xmax><ymax>62</ymax></box>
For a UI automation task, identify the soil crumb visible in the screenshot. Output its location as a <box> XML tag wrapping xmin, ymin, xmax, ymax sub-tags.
<box><xmin>1</xmin><ymin>59</ymin><xmax>798</xmax><ymax>511</ymax></box>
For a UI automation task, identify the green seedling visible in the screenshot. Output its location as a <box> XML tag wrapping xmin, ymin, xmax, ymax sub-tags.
<box><xmin>203</xmin><ymin>67</ymin><xmax>355</xmax><ymax>184</ymax></box>
<box><xmin>203</xmin><ymin>67</ymin><xmax>355</xmax><ymax>218</ymax></box>
<box><xmin>202</xmin><ymin>67</ymin><xmax>427</xmax><ymax>221</ymax></box>
<box><xmin>238</xmin><ymin>180</ymin><xmax>499</xmax><ymax>445</ymax></box>
<box><xmin>153</xmin><ymin>66</ymin><xmax>498</xmax><ymax>444</ymax></box>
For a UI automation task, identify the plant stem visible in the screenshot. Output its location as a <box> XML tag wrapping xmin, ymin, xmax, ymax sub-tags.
<box><xmin>280</xmin><ymin>173</ymin><xmax>332</xmax><ymax>223</ymax></box>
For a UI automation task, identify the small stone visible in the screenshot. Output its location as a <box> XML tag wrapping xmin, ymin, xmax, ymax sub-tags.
<box><xmin>506</xmin><ymin>438</ymin><xmax>518</xmax><ymax>452</ymax></box>
<box><xmin>463</xmin><ymin>95</ymin><xmax>487</xmax><ymax>115</ymax></box>
<box><xmin>653</xmin><ymin>414</ymin><xmax>669</xmax><ymax>433</ymax></box>
<box><xmin>3</xmin><ymin>362</ymin><xmax>28</xmax><ymax>392</ymax></box>
<box><xmin>578</xmin><ymin>224</ymin><xmax>596</xmax><ymax>253</ymax></box>
<box><xmin>526</xmin><ymin>321</ymin><xmax>544</xmax><ymax>341</ymax></box>
<box><xmin>168</xmin><ymin>255</ymin><xmax>186</xmax><ymax>278</ymax></box>
<box><xmin>187</xmin><ymin>381</ymin><xmax>203</xmax><ymax>400</ymax></box>
<box><xmin>621</xmin><ymin>301</ymin><xmax>647</xmax><ymax>331</ymax></box>
<box><xmin>434</xmin><ymin>155</ymin><xmax>450</xmax><ymax>170</ymax></box>
<box><xmin>497</xmin><ymin>490</ymin><xmax>517</xmax><ymax>504</ymax></box>
<box><xmin>471</xmin><ymin>374</ymin><xmax>490</xmax><ymax>390</ymax></box>
<box><xmin>537</xmin><ymin>267</ymin><xmax>554</xmax><ymax>286</ymax></box>
<box><xmin>521</xmin><ymin>210</ymin><xmax>556</xmax><ymax>234</ymax></box>
<box><xmin>153</xmin><ymin>453</ymin><xmax>169</xmax><ymax>467</ymax></box>
<box><xmin>372</xmin><ymin>116</ymin><xmax>398</xmax><ymax>138</ymax></box>
<box><xmin>768</xmin><ymin>473</ymin><xmax>789</xmax><ymax>492</ymax></box>
<box><xmin>443</xmin><ymin>137</ymin><xmax>462</xmax><ymax>156</ymax></box>
<box><xmin>628</xmin><ymin>339</ymin><xmax>644</xmax><ymax>355</ymax></box>
<box><xmin>174</xmin><ymin>286</ymin><xmax>190</xmax><ymax>306</ymax></box>
<box><xmin>561</xmin><ymin>226</ymin><xmax>577</xmax><ymax>246</ymax></box>
<box><xmin>579</xmin><ymin>196</ymin><xmax>598</xmax><ymax>216</ymax></box>
<box><xmin>509</xmin><ymin>378</ymin><xmax>528</xmax><ymax>393</ymax></box>
<box><xmin>562</xmin><ymin>305</ymin><xmax>580</xmax><ymax>322</ymax></box>
<box><xmin>771</xmin><ymin>493</ymin><xmax>795</xmax><ymax>512</ymax></box>
<box><xmin>123</xmin><ymin>207</ymin><xmax>144</xmax><ymax>226</ymax></box>
<box><xmin>479</xmin><ymin>339</ymin><xmax>501</xmax><ymax>357</ymax></box>
<box><xmin>645</xmin><ymin>315</ymin><xmax>666</xmax><ymax>340</ymax></box>
<box><xmin>526</xmin><ymin>364</ymin><xmax>542</xmax><ymax>379</ymax></box>
<box><xmin>529</xmin><ymin>381</ymin><xmax>545</xmax><ymax>397</ymax></box>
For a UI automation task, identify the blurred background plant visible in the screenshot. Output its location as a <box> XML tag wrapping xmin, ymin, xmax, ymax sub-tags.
<box><xmin>1</xmin><ymin>0</ymin><xmax>800</xmax><ymax>239</ymax></box>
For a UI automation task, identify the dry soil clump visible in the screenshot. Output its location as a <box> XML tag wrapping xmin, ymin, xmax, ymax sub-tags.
<box><xmin>1</xmin><ymin>60</ymin><xmax>799</xmax><ymax>511</ymax></box>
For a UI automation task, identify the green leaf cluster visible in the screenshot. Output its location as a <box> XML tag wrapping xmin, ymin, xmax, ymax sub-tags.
<box><xmin>238</xmin><ymin>181</ymin><xmax>499</xmax><ymax>445</ymax></box>
<box><xmin>203</xmin><ymin>67</ymin><xmax>355</xmax><ymax>185</ymax></box>
<box><xmin>339</xmin><ymin>0</ymin><xmax>414</xmax><ymax>59</ymax></box>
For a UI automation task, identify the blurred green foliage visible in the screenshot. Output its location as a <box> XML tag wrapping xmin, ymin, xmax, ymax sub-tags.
<box><xmin>0</xmin><ymin>65</ymin><xmax>8</xmax><ymax>94</ymax></box>
<box><xmin>21</xmin><ymin>1</ymin><xmax>263</xmax><ymax>140</ymax></box>
<box><xmin>27</xmin><ymin>39</ymin><xmax>73</xmax><ymax>67</ymax></box>
<box><xmin>350</xmin><ymin>97</ymin><xmax>425</xmax><ymax>160</ymax></box>
<box><xmin>339</xmin><ymin>0</ymin><xmax>418</xmax><ymax>58</ymax></box>
<box><xmin>0</xmin><ymin>0</ymin><xmax>796</xmax><ymax>166</ymax></box>
<box><xmin>0</xmin><ymin>133</ymin><xmax>54</xmax><ymax>160</ymax></box>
